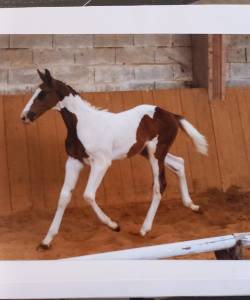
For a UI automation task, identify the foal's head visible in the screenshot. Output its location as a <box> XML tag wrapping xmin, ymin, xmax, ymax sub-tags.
<box><xmin>21</xmin><ymin>69</ymin><xmax>77</xmax><ymax>123</ymax></box>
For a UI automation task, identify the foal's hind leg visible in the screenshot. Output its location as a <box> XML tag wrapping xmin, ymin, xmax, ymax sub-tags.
<box><xmin>140</xmin><ymin>141</ymin><xmax>166</xmax><ymax>236</ymax></box>
<box><xmin>165</xmin><ymin>153</ymin><xmax>199</xmax><ymax>212</ymax></box>
<box><xmin>39</xmin><ymin>156</ymin><xmax>83</xmax><ymax>249</ymax></box>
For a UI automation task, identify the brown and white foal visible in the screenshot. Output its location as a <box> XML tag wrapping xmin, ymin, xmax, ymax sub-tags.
<box><xmin>21</xmin><ymin>69</ymin><xmax>208</xmax><ymax>249</ymax></box>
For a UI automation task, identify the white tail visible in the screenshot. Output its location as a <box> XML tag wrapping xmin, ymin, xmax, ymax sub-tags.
<box><xmin>179</xmin><ymin>118</ymin><xmax>208</xmax><ymax>155</ymax></box>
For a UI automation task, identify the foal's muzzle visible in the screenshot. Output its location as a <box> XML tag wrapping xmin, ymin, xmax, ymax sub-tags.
<box><xmin>21</xmin><ymin>111</ymin><xmax>37</xmax><ymax>123</ymax></box>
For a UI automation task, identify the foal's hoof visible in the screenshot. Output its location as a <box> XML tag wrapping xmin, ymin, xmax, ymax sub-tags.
<box><xmin>191</xmin><ymin>204</ymin><xmax>203</xmax><ymax>214</ymax></box>
<box><xmin>36</xmin><ymin>243</ymin><xmax>51</xmax><ymax>251</ymax></box>
<box><xmin>112</xmin><ymin>224</ymin><xmax>121</xmax><ymax>232</ymax></box>
<box><xmin>190</xmin><ymin>204</ymin><xmax>201</xmax><ymax>213</ymax></box>
<box><xmin>109</xmin><ymin>220</ymin><xmax>120</xmax><ymax>232</ymax></box>
<box><xmin>140</xmin><ymin>228</ymin><xmax>149</xmax><ymax>237</ymax></box>
<box><xmin>195</xmin><ymin>207</ymin><xmax>203</xmax><ymax>214</ymax></box>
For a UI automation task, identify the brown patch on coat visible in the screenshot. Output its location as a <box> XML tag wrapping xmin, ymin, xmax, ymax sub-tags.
<box><xmin>60</xmin><ymin>108</ymin><xmax>89</xmax><ymax>161</ymax></box>
<box><xmin>127</xmin><ymin>114</ymin><xmax>158</xmax><ymax>157</ymax></box>
<box><xmin>129</xmin><ymin>107</ymin><xmax>181</xmax><ymax>195</ymax></box>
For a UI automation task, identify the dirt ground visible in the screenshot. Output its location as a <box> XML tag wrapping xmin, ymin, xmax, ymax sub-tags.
<box><xmin>0</xmin><ymin>186</ymin><xmax>250</xmax><ymax>260</ymax></box>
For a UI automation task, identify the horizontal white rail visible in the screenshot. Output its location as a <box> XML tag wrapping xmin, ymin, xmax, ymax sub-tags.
<box><xmin>65</xmin><ymin>233</ymin><xmax>250</xmax><ymax>260</ymax></box>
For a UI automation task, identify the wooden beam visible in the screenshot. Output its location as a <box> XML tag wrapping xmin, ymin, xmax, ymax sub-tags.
<box><xmin>208</xmin><ymin>34</ymin><xmax>226</xmax><ymax>100</ymax></box>
<box><xmin>191</xmin><ymin>34</ymin><xmax>209</xmax><ymax>89</ymax></box>
<box><xmin>192</xmin><ymin>34</ymin><xmax>226</xmax><ymax>100</ymax></box>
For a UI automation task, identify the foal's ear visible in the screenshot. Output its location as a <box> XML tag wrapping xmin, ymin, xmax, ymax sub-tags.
<box><xmin>37</xmin><ymin>69</ymin><xmax>53</xmax><ymax>86</ymax></box>
<box><xmin>37</xmin><ymin>69</ymin><xmax>46</xmax><ymax>82</ymax></box>
<box><xmin>44</xmin><ymin>69</ymin><xmax>53</xmax><ymax>85</ymax></box>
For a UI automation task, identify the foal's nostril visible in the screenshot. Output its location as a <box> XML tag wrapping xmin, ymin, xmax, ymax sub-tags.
<box><xmin>21</xmin><ymin>116</ymin><xmax>25</xmax><ymax>121</ymax></box>
<box><xmin>27</xmin><ymin>111</ymin><xmax>37</xmax><ymax>121</ymax></box>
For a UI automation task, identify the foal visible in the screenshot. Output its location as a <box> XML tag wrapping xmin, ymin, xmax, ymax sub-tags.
<box><xmin>21</xmin><ymin>69</ymin><xmax>208</xmax><ymax>249</ymax></box>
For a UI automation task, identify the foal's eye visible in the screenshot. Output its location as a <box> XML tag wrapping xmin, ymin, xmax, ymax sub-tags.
<box><xmin>37</xmin><ymin>91</ymin><xmax>46</xmax><ymax>100</ymax></box>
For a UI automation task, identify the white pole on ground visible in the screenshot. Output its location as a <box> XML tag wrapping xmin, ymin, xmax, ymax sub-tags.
<box><xmin>62</xmin><ymin>233</ymin><xmax>250</xmax><ymax>260</ymax></box>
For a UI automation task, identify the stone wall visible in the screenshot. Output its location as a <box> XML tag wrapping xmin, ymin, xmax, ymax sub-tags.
<box><xmin>2</xmin><ymin>34</ymin><xmax>249</xmax><ymax>94</ymax></box>
<box><xmin>227</xmin><ymin>35</ymin><xmax>250</xmax><ymax>86</ymax></box>
<box><xmin>0</xmin><ymin>34</ymin><xmax>192</xmax><ymax>94</ymax></box>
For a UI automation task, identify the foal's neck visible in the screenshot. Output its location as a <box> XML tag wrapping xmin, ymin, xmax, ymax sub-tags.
<box><xmin>58</xmin><ymin>96</ymin><xmax>89</xmax><ymax>161</ymax></box>
<box><xmin>60</xmin><ymin>93</ymin><xmax>96</xmax><ymax>114</ymax></box>
<box><xmin>58</xmin><ymin>93</ymin><xmax>98</xmax><ymax>133</ymax></box>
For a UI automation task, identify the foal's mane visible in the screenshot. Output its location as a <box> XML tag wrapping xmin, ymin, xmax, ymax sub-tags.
<box><xmin>66</xmin><ymin>83</ymin><xmax>108</xmax><ymax>112</ymax></box>
<box><xmin>66</xmin><ymin>85</ymin><xmax>78</xmax><ymax>96</ymax></box>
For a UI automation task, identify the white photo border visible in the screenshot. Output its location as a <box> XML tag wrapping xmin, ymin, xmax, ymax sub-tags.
<box><xmin>1</xmin><ymin>4</ymin><xmax>250</xmax><ymax>299</ymax></box>
<box><xmin>0</xmin><ymin>5</ymin><xmax>249</xmax><ymax>34</ymax></box>
<box><xmin>1</xmin><ymin>260</ymin><xmax>250</xmax><ymax>298</ymax></box>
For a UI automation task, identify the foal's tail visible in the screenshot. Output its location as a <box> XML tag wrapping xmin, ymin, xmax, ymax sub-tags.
<box><xmin>175</xmin><ymin>114</ymin><xmax>208</xmax><ymax>155</ymax></box>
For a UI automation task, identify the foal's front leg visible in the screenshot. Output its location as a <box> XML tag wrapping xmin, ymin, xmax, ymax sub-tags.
<box><xmin>38</xmin><ymin>156</ymin><xmax>83</xmax><ymax>249</ymax></box>
<box><xmin>84</xmin><ymin>158</ymin><xmax>120</xmax><ymax>231</ymax></box>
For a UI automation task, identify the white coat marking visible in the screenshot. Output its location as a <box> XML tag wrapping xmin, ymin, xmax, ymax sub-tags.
<box><xmin>20</xmin><ymin>88</ymin><xmax>41</xmax><ymax>120</ymax></box>
<box><xmin>42</xmin><ymin>156</ymin><xmax>83</xmax><ymax>246</ymax></box>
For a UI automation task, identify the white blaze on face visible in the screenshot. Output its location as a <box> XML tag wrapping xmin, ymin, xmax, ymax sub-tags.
<box><xmin>20</xmin><ymin>88</ymin><xmax>41</xmax><ymax>120</ymax></box>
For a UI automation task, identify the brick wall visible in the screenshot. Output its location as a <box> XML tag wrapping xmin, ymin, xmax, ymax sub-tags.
<box><xmin>0</xmin><ymin>34</ymin><xmax>192</xmax><ymax>94</ymax></box>
<box><xmin>227</xmin><ymin>35</ymin><xmax>250</xmax><ymax>86</ymax></box>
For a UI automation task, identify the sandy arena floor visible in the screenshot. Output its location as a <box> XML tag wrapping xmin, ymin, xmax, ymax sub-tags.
<box><xmin>0</xmin><ymin>187</ymin><xmax>250</xmax><ymax>260</ymax></box>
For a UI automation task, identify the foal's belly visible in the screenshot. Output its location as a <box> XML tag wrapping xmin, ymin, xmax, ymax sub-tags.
<box><xmin>111</xmin><ymin>143</ymin><xmax>134</xmax><ymax>160</ymax></box>
<box><xmin>110</xmin><ymin>106</ymin><xmax>156</xmax><ymax>160</ymax></box>
<box><xmin>110</xmin><ymin>122</ymin><xmax>142</xmax><ymax>160</ymax></box>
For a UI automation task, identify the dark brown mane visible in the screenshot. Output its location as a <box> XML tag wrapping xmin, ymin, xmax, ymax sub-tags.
<box><xmin>53</xmin><ymin>80</ymin><xmax>79</xmax><ymax>101</ymax></box>
<box><xmin>66</xmin><ymin>85</ymin><xmax>79</xmax><ymax>96</ymax></box>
